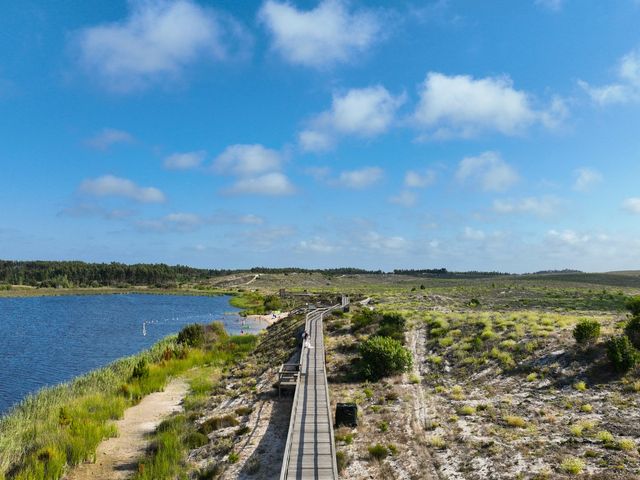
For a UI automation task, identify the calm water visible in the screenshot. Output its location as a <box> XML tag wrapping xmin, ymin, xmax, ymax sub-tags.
<box><xmin>0</xmin><ymin>294</ymin><xmax>261</xmax><ymax>415</ymax></box>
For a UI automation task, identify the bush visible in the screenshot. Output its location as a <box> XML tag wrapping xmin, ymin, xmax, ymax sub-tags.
<box><xmin>177</xmin><ymin>324</ymin><xmax>205</xmax><ymax>348</ymax></box>
<box><xmin>607</xmin><ymin>335</ymin><xmax>638</xmax><ymax>372</ymax></box>
<box><xmin>367</xmin><ymin>443</ymin><xmax>388</xmax><ymax>461</ymax></box>
<box><xmin>336</xmin><ymin>451</ymin><xmax>349</xmax><ymax>472</ymax></box>
<box><xmin>625</xmin><ymin>296</ymin><xmax>640</xmax><ymax>317</ymax></box>
<box><xmin>351</xmin><ymin>309</ymin><xmax>377</xmax><ymax>333</ymax></box>
<box><xmin>573</xmin><ymin>319</ymin><xmax>601</xmax><ymax>346</ymax></box>
<box><xmin>624</xmin><ymin>316</ymin><xmax>640</xmax><ymax>349</ymax></box>
<box><xmin>377</xmin><ymin>313</ymin><xmax>406</xmax><ymax>343</ymax></box>
<box><xmin>359</xmin><ymin>336</ymin><xmax>412</xmax><ymax>380</ymax></box>
<box><xmin>131</xmin><ymin>359</ymin><xmax>149</xmax><ymax>380</ymax></box>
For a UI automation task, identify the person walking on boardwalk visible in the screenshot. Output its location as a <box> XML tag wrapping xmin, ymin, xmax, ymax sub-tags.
<box><xmin>302</xmin><ymin>330</ymin><xmax>313</xmax><ymax>349</ymax></box>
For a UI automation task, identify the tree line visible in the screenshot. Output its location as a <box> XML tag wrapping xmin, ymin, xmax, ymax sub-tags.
<box><xmin>0</xmin><ymin>261</ymin><xmax>232</xmax><ymax>288</ymax></box>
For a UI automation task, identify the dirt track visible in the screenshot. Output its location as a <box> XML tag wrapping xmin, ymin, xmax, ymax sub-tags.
<box><xmin>64</xmin><ymin>378</ymin><xmax>188</xmax><ymax>480</ymax></box>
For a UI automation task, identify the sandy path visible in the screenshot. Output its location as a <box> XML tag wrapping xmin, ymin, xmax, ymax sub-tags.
<box><xmin>65</xmin><ymin>378</ymin><xmax>188</xmax><ymax>480</ymax></box>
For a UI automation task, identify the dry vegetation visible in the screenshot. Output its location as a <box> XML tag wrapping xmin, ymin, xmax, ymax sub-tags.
<box><xmin>320</xmin><ymin>277</ymin><xmax>640</xmax><ymax>480</ymax></box>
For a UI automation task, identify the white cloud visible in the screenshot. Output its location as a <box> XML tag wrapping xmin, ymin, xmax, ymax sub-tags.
<box><xmin>79</xmin><ymin>175</ymin><xmax>166</xmax><ymax>203</ymax></box>
<box><xmin>362</xmin><ymin>231</ymin><xmax>408</xmax><ymax>251</ymax></box>
<box><xmin>165</xmin><ymin>212</ymin><xmax>201</xmax><ymax>227</ymax></box>
<box><xmin>334</xmin><ymin>167</ymin><xmax>383</xmax><ymax>189</ymax></box>
<box><xmin>298</xmin><ymin>130</ymin><xmax>334</xmax><ymax>152</ymax></box>
<box><xmin>163</xmin><ymin>151</ymin><xmax>205</xmax><ymax>170</ymax></box>
<box><xmin>493</xmin><ymin>196</ymin><xmax>561</xmax><ymax>218</ymax></box>
<box><xmin>85</xmin><ymin>128</ymin><xmax>134</xmax><ymax>150</ymax></box>
<box><xmin>298</xmin><ymin>237</ymin><xmax>338</xmax><ymax>253</ymax></box>
<box><xmin>225</xmin><ymin>172</ymin><xmax>295</xmax><ymax>196</ymax></box>
<box><xmin>546</xmin><ymin>229</ymin><xmax>591</xmax><ymax>246</ymax></box>
<box><xmin>213</xmin><ymin>144</ymin><xmax>282</xmax><ymax>176</ymax></box>
<box><xmin>405</xmin><ymin>169</ymin><xmax>436</xmax><ymax>188</ymax></box>
<box><xmin>463</xmin><ymin>226</ymin><xmax>486</xmax><ymax>241</ymax></box>
<box><xmin>59</xmin><ymin>203</ymin><xmax>135</xmax><ymax>220</ymax></box>
<box><xmin>389</xmin><ymin>190</ymin><xmax>417</xmax><ymax>207</ymax></box>
<box><xmin>237</xmin><ymin>214</ymin><xmax>265</xmax><ymax>225</ymax></box>
<box><xmin>535</xmin><ymin>0</ymin><xmax>564</xmax><ymax>12</ymax></box>
<box><xmin>258</xmin><ymin>0</ymin><xmax>381</xmax><ymax>68</ymax></box>
<box><xmin>455</xmin><ymin>151</ymin><xmax>519</xmax><ymax>192</ymax></box>
<box><xmin>579</xmin><ymin>48</ymin><xmax>640</xmax><ymax>105</ymax></box>
<box><xmin>414</xmin><ymin>72</ymin><xmax>563</xmax><ymax>138</ymax></box>
<box><xmin>300</xmin><ymin>86</ymin><xmax>405</xmax><ymax>152</ymax></box>
<box><xmin>623</xmin><ymin>197</ymin><xmax>640</xmax><ymax>214</ymax></box>
<box><xmin>573</xmin><ymin>167</ymin><xmax>602</xmax><ymax>191</ymax></box>
<box><xmin>75</xmin><ymin>0</ymin><xmax>250</xmax><ymax>91</ymax></box>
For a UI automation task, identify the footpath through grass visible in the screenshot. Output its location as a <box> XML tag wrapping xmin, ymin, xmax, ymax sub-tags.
<box><xmin>0</xmin><ymin>322</ymin><xmax>256</xmax><ymax>480</ymax></box>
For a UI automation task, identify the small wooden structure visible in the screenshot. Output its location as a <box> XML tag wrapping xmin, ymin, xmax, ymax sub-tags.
<box><xmin>277</xmin><ymin>362</ymin><xmax>300</xmax><ymax>397</ymax></box>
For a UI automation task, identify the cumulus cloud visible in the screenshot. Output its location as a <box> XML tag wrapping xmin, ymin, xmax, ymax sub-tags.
<box><xmin>579</xmin><ymin>48</ymin><xmax>640</xmax><ymax>105</ymax></box>
<box><xmin>405</xmin><ymin>169</ymin><xmax>436</xmax><ymax>188</ymax></box>
<box><xmin>334</xmin><ymin>167</ymin><xmax>383</xmax><ymax>189</ymax></box>
<box><xmin>299</xmin><ymin>86</ymin><xmax>405</xmax><ymax>152</ymax></box>
<box><xmin>389</xmin><ymin>190</ymin><xmax>417</xmax><ymax>207</ymax></box>
<box><xmin>74</xmin><ymin>0</ymin><xmax>250</xmax><ymax>91</ymax></box>
<box><xmin>455</xmin><ymin>152</ymin><xmax>519</xmax><ymax>192</ymax></box>
<box><xmin>213</xmin><ymin>144</ymin><xmax>282</xmax><ymax>176</ymax></box>
<box><xmin>623</xmin><ymin>197</ymin><xmax>640</xmax><ymax>214</ymax></box>
<box><xmin>85</xmin><ymin>128</ymin><xmax>134</xmax><ymax>150</ymax></box>
<box><xmin>573</xmin><ymin>167</ymin><xmax>603</xmax><ymax>191</ymax></box>
<box><xmin>414</xmin><ymin>72</ymin><xmax>565</xmax><ymax>139</ymax></box>
<box><xmin>225</xmin><ymin>172</ymin><xmax>295</xmax><ymax>196</ymax></box>
<box><xmin>493</xmin><ymin>196</ymin><xmax>561</xmax><ymax>218</ymax></box>
<box><xmin>213</xmin><ymin>144</ymin><xmax>295</xmax><ymax>196</ymax></box>
<box><xmin>163</xmin><ymin>150</ymin><xmax>206</xmax><ymax>170</ymax></box>
<box><xmin>258</xmin><ymin>0</ymin><xmax>381</xmax><ymax>68</ymax></box>
<box><xmin>79</xmin><ymin>175</ymin><xmax>166</xmax><ymax>203</ymax></box>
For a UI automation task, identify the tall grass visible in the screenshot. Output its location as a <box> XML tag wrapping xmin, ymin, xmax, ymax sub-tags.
<box><xmin>0</xmin><ymin>324</ymin><xmax>253</xmax><ymax>480</ymax></box>
<box><xmin>133</xmin><ymin>334</ymin><xmax>257</xmax><ymax>480</ymax></box>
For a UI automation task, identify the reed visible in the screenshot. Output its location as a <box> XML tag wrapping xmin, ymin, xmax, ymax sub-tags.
<box><xmin>0</xmin><ymin>324</ymin><xmax>253</xmax><ymax>480</ymax></box>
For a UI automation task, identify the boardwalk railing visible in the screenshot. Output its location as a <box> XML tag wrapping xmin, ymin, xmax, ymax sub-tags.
<box><xmin>279</xmin><ymin>305</ymin><xmax>341</xmax><ymax>480</ymax></box>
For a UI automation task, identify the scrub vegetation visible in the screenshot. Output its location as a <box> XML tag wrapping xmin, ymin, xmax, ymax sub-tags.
<box><xmin>0</xmin><ymin>322</ymin><xmax>255</xmax><ymax>480</ymax></box>
<box><xmin>4</xmin><ymin>269</ymin><xmax>640</xmax><ymax>479</ymax></box>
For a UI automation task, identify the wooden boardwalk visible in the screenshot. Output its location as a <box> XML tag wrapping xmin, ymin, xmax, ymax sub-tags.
<box><xmin>279</xmin><ymin>307</ymin><xmax>339</xmax><ymax>480</ymax></box>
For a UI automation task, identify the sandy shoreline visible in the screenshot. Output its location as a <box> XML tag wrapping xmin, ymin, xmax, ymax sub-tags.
<box><xmin>245</xmin><ymin>311</ymin><xmax>290</xmax><ymax>326</ymax></box>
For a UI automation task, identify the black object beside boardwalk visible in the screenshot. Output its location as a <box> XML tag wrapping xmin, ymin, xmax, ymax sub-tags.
<box><xmin>279</xmin><ymin>307</ymin><xmax>340</xmax><ymax>480</ymax></box>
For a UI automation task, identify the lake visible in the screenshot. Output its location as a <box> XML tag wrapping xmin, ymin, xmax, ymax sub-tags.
<box><xmin>0</xmin><ymin>293</ymin><xmax>262</xmax><ymax>415</ymax></box>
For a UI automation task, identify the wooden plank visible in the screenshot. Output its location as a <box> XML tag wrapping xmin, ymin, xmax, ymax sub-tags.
<box><xmin>280</xmin><ymin>306</ymin><xmax>341</xmax><ymax>480</ymax></box>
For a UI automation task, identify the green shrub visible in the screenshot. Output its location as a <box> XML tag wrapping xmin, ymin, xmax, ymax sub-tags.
<box><xmin>336</xmin><ymin>451</ymin><xmax>349</xmax><ymax>472</ymax></box>
<box><xmin>607</xmin><ymin>335</ymin><xmax>638</xmax><ymax>372</ymax></box>
<box><xmin>185</xmin><ymin>431</ymin><xmax>209</xmax><ymax>449</ymax></box>
<box><xmin>624</xmin><ymin>316</ymin><xmax>640</xmax><ymax>349</ymax></box>
<box><xmin>131</xmin><ymin>359</ymin><xmax>149</xmax><ymax>380</ymax></box>
<box><xmin>573</xmin><ymin>319</ymin><xmax>601</xmax><ymax>346</ymax></box>
<box><xmin>351</xmin><ymin>309</ymin><xmax>378</xmax><ymax>333</ymax></box>
<box><xmin>177</xmin><ymin>323</ymin><xmax>205</xmax><ymax>347</ymax></box>
<box><xmin>376</xmin><ymin>313</ymin><xmax>406</xmax><ymax>343</ymax></box>
<box><xmin>625</xmin><ymin>296</ymin><xmax>640</xmax><ymax>317</ymax></box>
<box><xmin>367</xmin><ymin>443</ymin><xmax>388</xmax><ymax>461</ymax></box>
<box><xmin>359</xmin><ymin>336</ymin><xmax>412</xmax><ymax>380</ymax></box>
<box><xmin>560</xmin><ymin>457</ymin><xmax>585</xmax><ymax>475</ymax></box>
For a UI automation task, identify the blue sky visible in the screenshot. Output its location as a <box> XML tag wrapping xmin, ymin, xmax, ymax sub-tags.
<box><xmin>1</xmin><ymin>0</ymin><xmax>640</xmax><ymax>272</ymax></box>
